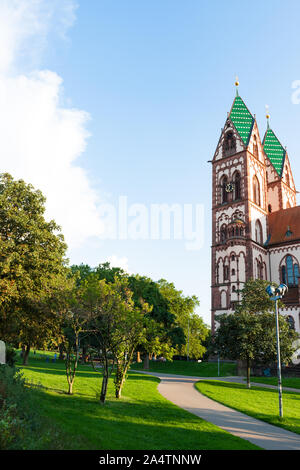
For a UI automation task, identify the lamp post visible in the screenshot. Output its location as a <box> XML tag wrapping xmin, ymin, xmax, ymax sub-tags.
<box><xmin>266</xmin><ymin>283</ymin><xmax>288</xmax><ymax>419</ymax></box>
<box><xmin>187</xmin><ymin>318</ymin><xmax>190</xmax><ymax>361</ymax></box>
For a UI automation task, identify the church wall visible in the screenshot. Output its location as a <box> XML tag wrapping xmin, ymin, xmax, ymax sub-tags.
<box><xmin>269</xmin><ymin>244</ymin><xmax>300</xmax><ymax>284</ymax></box>
<box><xmin>280</xmin><ymin>307</ymin><xmax>300</xmax><ymax>332</ymax></box>
<box><xmin>267</xmin><ymin>185</ymin><xmax>281</xmax><ymax>212</ymax></box>
<box><xmin>249</xmin><ymin>205</ymin><xmax>268</xmax><ymax>243</ymax></box>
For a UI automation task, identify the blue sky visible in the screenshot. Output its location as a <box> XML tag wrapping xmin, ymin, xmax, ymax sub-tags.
<box><xmin>2</xmin><ymin>0</ymin><xmax>300</xmax><ymax>326</ymax></box>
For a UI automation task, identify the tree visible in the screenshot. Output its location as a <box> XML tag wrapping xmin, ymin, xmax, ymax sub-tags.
<box><xmin>128</xmin><ymin>275</ymin><xmax>185</xmax><ymax>368</ymax></box>
<box><xmin>156</xmin><ymin>279</ymin><xmax>209</xmax><ymax>360</ymax></box>
<box><xmin>214</xmin><ymin>279</ymin><xmax>298</xmax><ymax>388</ymax></box>
<box><xmin>113</xmin><ymin>300</ymin><xmax>151</xmax><ymax>399</ymax></box>
<box><xmin>74</xmin><ymin>263</ymin><xmax>187</xmax><ymax>369</ymax></box>
<box><xmin>0</xmin><ymin>173</ymin><xmax>68</xmax><ymax>364</ymax></box>
<box><xmin>60</xmin><ymin>278</ymin><xmax>91</xmax><ymax>395</ymax></box>
<box><xmin>82</xmin><ymin>274</ymin><xmax>150</xmax><ymax>404</ymax></box>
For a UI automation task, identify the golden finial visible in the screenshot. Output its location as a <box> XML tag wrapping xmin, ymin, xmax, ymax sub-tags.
<box><xmin>265</xmin><ymin>104</ymin><xmax>270</xmax><ymax>128</ymax></box>
<box><xmin>235</xmin><ymin>75</ymin><xmax>239</xmax><ymax>96</ymax></box>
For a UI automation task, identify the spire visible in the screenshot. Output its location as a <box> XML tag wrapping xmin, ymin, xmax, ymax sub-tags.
<box><xmin>229</xmin><ymin>86</ymin><xmax>255</xmax><ymax>146</ymax></box>
<box><xmin>263</xmin><ymin>117</ymin><xmax>286</xmax><ymax>177</ymax></box>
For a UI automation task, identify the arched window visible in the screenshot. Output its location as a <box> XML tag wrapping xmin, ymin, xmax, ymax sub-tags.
<box><xmin>253</xmin><ymin>176</ymin><xmax>261</xmax><ymax>206</ymax></box>
<box><xmin>256</xmin><ymin>258</ymin><xmax>264</xmax><ymax>280</ymax></box>
<box><xmin>223</xmin><ymin>131</ymin><xmax>236</xmax><ymax>156</ymax></box>
<box><xmin>220</xmin><ymin>225</ymin><xmax>227</xmax><ymax>243</ymax></box>
<box><xmin>224</xmin><ymin>265</ymin><xmax>229</xmax><ymax>281</ymax></box>
<box><xmin>253</xmin><ymin>135</ymin><xmax>259</xmax><ymax>158</ymax></box>
<box><xmin>287</xmin><ymin>316</ymin><xmax>295</xmax><ymax>330</ymax></box>
<box><xmin>221</xmin><ymin>175</ymin><xmax>228</xmax><ymax>204</ymax></box>
<box><xmin>233</xmin><ymin>172</ymin><xmax>241</xmax><ymax>200</ymax></box>
<box><xmin>255</xmin><ymin>220</ymin><xmax>263</xmax><ymax>245</ymax></box>
<box><xmin>268</xmin><ymin>204</ymin><xmax>272</xmax><ymax>213</ymax></box>
<box><xmin>281</xmin><ymin>255</ymin><xmax>300</xmax><ymax>287</ymax></box>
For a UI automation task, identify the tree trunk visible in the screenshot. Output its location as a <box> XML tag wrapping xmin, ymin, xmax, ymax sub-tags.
<box><xmin>68</xmin><ymin>381</ymin><xmax>73</xmax><ymax>395</ymax></box>
<box><xmin>22</xmin><ymin>344</ymin><xmax>31</xmax><ymax>365</ymax></box>
<box><xmin>100</xmin><ymin>355</ymin><xmax>109</xmax><ymax>404</ymax></box>
<box><xmin>136</xmin><ymin>351</ymin><xmax>142</xmax><ymax>363</ymax></box>
<box><xmin>81</xmin><ymin>344</ymin><xmax>88</xmax><ymax>364</ymax></box>
<box><xmin>100</xmin><ymin>373</ymin><xmax>108</xmax><ymax>404</ymax></box>
<box><xmin>246</xmin><ymin>357</ymin><xmax>251</xmax><ymax>389</ymax></box>
<box><xmin>115</xmin><ymin>361</ymin><xmax>130</xmax><ymax>399</ymax></box>
<box><xmin>58</xmin><ymin>343</ymin><xmax>65</xmax><ymax>360</ymax></box>
<box><xmin>143</xmin><ymin>353</ymin><xmax>149</xmax><ymax>370</ymax></box>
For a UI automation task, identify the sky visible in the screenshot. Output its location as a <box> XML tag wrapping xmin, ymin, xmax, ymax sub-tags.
<box><xmin>1</xmin><ymin>0</ymin><xmax>300</xmax><ymax>326</ymax></box>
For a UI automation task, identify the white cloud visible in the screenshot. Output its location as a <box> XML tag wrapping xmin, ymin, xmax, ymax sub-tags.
<box><xmin>0</xmin><ymin>0</ymin><xmax>105</xmax><ymax>249</ymax></box>
<box><xmin>106</xmin><ymin>255</ymin><xmax>130</xmax><ymax>274</ymax></box>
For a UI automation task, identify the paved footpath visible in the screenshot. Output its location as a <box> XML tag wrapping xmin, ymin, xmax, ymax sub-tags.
<box><xmin>133</xmin><ymin>371</ymin><xmax>300</xmax><ymax>450</ymax></box>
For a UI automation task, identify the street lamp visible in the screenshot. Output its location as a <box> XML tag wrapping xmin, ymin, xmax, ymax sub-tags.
<box><xmin>266</xmin><ymin>283</ymin><xmax>288</xmax><ymax>419</ymax></box>
<box><xmin>187</xmin><ymin>318</ymin><xmax>190</xmax><ymax>361</ymax></box>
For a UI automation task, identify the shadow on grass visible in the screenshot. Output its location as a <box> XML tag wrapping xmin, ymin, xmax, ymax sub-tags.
<box><xmin>27</xmin><ymin>384</ymin><xmax>259</xmax><ymax>450</ymax></box>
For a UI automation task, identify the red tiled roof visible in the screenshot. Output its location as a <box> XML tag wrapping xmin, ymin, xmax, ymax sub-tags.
<box><xmin>267</xmin><ymin>206</ymin><xmax>300</xmax><ymax>245</ymax></box>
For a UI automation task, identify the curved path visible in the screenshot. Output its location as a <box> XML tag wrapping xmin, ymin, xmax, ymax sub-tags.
<box><xmin>133</xmin><ymin>371</ymin><xmax>300</xmax><ymax>450</ymax></box>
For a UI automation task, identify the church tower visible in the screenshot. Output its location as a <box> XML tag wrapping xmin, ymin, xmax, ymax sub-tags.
<box><xmin>211</xmin><ymin>83</ymin><xmax>268</xmax><ymax>333</ymax></box>
<box><xmin>211</xmin><ymin>84</ymin><xmax>300</xmax><ymax>336</ymax></box>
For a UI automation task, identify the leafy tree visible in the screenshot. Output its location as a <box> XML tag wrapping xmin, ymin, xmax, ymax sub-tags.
<box><xmin>0</xmin><ymin>173</ymin><xmax>68</xmax><ymax>364</ymax></box>
<box><xmin>214</xmin><ymin>279</ymin><xmax>298</xmax><ymax>388</ymax></box>
<box><xmin>128</xmin><ymin>275</ymin><xmax>186</xmax><ymax>367</ymax></box>
<box><xmin>60</xmin><ymin>278</ymin><xmax>91</xmax><ymax>395</ymax></box>
<box><xmin>157</xmin><ymin>279</ymin><xmax>209</xmax><ymax>360</ymax></box>
<box><xmin>73</xmin><ymin>263</ymin><xmax>186</xmax><ymax>368</ymax></box>
<box><xmin>81</xmin><ymin>274</ymin><xmax>150</xmax><ymax>403</ymax></box>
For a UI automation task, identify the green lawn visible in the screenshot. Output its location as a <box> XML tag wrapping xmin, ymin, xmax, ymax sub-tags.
<box><xmin>131</xmin><ymin>360</ymin><xmax>236</xmax><ymax>377</ymax></box>
<box><xmin>195</xmin><ymin>380</ymin><xmax>300</xmax><ymax>435</ymax></box>
<box><xmin>15</xmin><ymin>353</ymin><xmax>259</xmax><ymax>450</ymax></box>
<box><xmin>249</xmin><ymin>377</ymin><xmax>300</xmax><ymax>390</ymax></box>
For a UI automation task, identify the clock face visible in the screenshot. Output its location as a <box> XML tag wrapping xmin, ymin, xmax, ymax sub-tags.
<box><xmin>225</xmin><ymin>183</ymin><xmax>234</xmax><ymax>193</ymax></box>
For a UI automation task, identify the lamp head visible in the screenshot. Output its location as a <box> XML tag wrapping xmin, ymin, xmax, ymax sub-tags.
<box><xmin>275</xmin><ymin>284</ymin><xmax>288</xmax><ymax>297</ymax></box>
<box><xmin>266</xmin><ymin>285</ymin><xmax>276</xmax><ymax>297</ymax></box>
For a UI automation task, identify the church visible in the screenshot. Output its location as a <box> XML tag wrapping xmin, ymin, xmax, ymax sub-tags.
<box><xmin>211</xmin><ymin>83</ymin><xmax>300</xmax><ymax>335</ymax></box>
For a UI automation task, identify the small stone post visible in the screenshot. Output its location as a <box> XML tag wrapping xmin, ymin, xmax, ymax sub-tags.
<box><xmin>0</xmin><ymin>340</ymin><xmax>6</xmax><ymax>364</ymax></box>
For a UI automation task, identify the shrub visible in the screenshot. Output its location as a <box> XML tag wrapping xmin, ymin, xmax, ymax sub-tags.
<box><xmin>5</xmin><ymin>345</ymin><xmax>17</xmax><ymax>367</ymax></box>
<box><xmin>0</xmin><ymin>365</ymin><xmax>75</xmax><ymax>449</ymax></box>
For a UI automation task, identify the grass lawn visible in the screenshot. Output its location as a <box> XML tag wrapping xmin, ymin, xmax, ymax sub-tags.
<box><xmin>195</xmin><ymin>380</ymin><xmax>300</xmax><ymax>435</ymax></box>
<box><xmin>15</xmin><ymin>353</ymin><xmax>259</xmax><ymax>450</ymax></box>
<box><xmin>249</xmin><ymin>377</ymin><xmax>300</xmax><ymax>390</ymax></box>
<box><xmin>131</xmin><ymin>360</ymin><xmax>237</xmax><ymax>377</ymax></box>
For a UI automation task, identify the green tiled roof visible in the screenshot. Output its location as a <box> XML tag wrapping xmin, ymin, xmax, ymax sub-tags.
<box><xmin>263</xmin><ymin>128</ymin><xmax>286</xmax><ymax>177</ymax></box>
<box><xmin>229</xmin><ymin>95</ymin><xmax>254</xmax><ymax>146</ymax></box>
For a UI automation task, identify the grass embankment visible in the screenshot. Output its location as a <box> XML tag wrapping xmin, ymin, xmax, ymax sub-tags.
<box><xmin>131</xmin><ymin>360</ymin><xmax>236</xmax><ymax>377</ymax></box>
<box><xmin>195</xmin><ymin>380</ymin><xmax>300</xmax><ymax>436</ymax></box>
<box><xmin>15</xmin><ymin>352</ymin><xmax>258</xmax><ymax>450</ymax></box>
<box><xmin>249</xmin><ymin>377</ymin><xmax>300</xmax><ymax>390</ymax></box>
